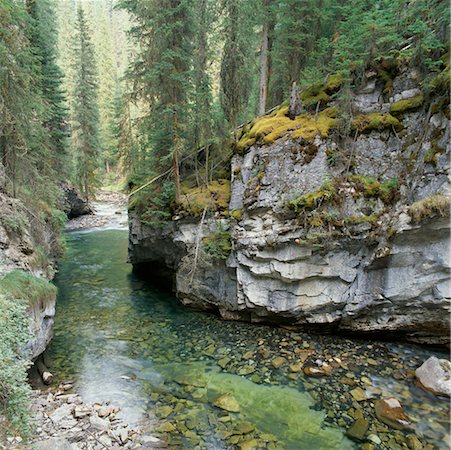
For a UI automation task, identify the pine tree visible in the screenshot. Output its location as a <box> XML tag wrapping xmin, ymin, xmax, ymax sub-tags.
<box><xmin>72</xmin><ymin>6</ymin><xmax>100</xmax><ymax>202</ymax></box>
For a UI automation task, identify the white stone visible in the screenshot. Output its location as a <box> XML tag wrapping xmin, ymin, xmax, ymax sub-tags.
<box><xmin>415</xmin><ymin>356</ymin><xmax>451</xmax><ymax>397</ymax></box>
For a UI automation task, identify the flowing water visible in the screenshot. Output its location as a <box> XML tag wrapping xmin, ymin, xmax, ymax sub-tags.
<box><xmin>46</xmin><ymin>227</ymin><xmax>450</xmax><ymax>450</ymax></box>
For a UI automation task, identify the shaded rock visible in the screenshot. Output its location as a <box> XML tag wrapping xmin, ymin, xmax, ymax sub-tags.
<box><xmin>213</xmin><ymin>393</ymin><xmax>240</xmax><ymax>412</ymax></box>
<box><xmin>61</xmin><ymin>182</ymin><xmax>92</xmax><ymax>219</ymax></box>
<box><xmin>415</xmin><ymin>356</ymin><xmax>451</xmax><ymax>398</ymax></box>
<box><xmin>346</xmin><ymin>418</ymin><xmax>369</xmax><ymax>441</ymax></box>
<box><xmin>239</xmin><ymin>439</ymin><xmax>259</xmax><ymax>450</ymax></box>
<box><xmin>158</xmin><ymin>421</ymin><xmax>176</xmax><ymax>433</ymax></box>
<box><xmin>406</xmin><ymin>434</ymin><xmax>423</xmax><ymax>450</ymax></box>
<box><xmin>374</xmin><ymin>398</ymin><xmax>411</xmax><ymax>430</ymax></box>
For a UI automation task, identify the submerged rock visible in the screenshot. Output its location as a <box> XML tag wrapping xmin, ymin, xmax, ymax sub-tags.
<box><xmin>346</xmin><ymin>418</ymin><xmax>369</xmax><ymax>441</ymax></box>
<box><xmin>213</xmin><ymin>393</ymin><xmax>240</xmax><ymax>412</ymax></box>
<box><xmin>415</xmin><ymin>356</ymin><xmax>451</xmax><ymax>398</ymax></box>
<box><xmin>374</xmin><ymin>398</ymin><xmax>411</xmax><ymax>430</ymax></box>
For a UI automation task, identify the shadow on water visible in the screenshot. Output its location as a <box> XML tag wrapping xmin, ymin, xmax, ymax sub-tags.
<box><xmin>44</xmin><ymin>229</ymin><xmax>449</xmax><ymax>449</ymax></box>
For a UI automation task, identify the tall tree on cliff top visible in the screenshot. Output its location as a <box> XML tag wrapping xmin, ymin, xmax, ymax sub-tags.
<box><xmin>119</xmin><ymin>0</ymin><xmax>194</xmax><ymax>204</ymax></box>
<box><xmin>220</xmin><ymin>0</ymin><xmax>257</xmax><ymax>128</ymax></box>
<box><xmin>26</xmin><ymin>0</ymin><xmax>69</xmax><ymax>178</ymax></box>
<box><xmin>269</xmin><ymin>0</ymin><xmax>323</xmax><ymax>105</ymax></box>
<box><xmin>72</xmin><ymin>6</ymin><xmax>100</xmax><ymax>202</ymax></box>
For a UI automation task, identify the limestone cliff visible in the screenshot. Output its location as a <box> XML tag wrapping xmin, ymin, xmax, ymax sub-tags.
<box><xmin>129</xmin><ymin>66</ymin><xmax>450</xmax><ymax>344</ymax></box>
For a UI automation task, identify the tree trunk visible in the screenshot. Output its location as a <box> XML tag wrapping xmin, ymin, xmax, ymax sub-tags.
<box><xmin>288</xmin><ymin>82</ymin><xmax>302</xmax><ymax>119</ymax></box>
<box><xmin>173</xmin><ymin>150</ymin><xmax>181</xmax><ymax>205</ymax></box>
<box><xmin>258</xmin><ymin>23</ymin><xmax>269</xmax><ymax>115</ymax></box>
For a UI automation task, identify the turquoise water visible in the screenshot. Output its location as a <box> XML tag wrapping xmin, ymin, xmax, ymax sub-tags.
<box><xmin>46</xmin><ymin>229</ymin><xmax>449</xmax><ymax>449</ymax></box>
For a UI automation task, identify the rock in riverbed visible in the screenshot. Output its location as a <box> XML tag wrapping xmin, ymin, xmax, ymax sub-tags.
<box><xmin>415</xmin><ymin>356</ymin><xmax>451</xmax><ymax>398</ymax></box>
<box><xmin>374</xmin><ymin>398</ymin><xmax>411</xmax><ymax>430</ymax></box>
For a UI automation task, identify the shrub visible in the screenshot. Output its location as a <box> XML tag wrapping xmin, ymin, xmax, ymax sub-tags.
<box><xmin>0</xmin><ymin>288</ymin><xmax>32</xmax><ymax>434</ymax></box>
<box><xmin>289</xmin><ymin>180</ymin><xmax>337</xmax><ymax>212</ymax></box>
<box><xmin>1</xmin><ymin>213</ymin><xmax>29</xmax><ymax>237</ymax></box>
<box><xmin>202</xmin><ymin>224</ymin><xmax>232</xmax><ymax>260</ymax></box>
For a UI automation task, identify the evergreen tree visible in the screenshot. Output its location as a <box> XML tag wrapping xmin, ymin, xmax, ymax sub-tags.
<box><xmin>72</xmin><ymin>6</ymin><xmax>100</xmax><ymax>201</ymax></box>
<box><xmin>119</xmin><ymin>0</ymin><xmax>194</xmax><ymax>204</ymax></box>
<box><xmin>0</xmin><ymin>0</ymin><xmax>58</xmax><ymax>204</ymax></box>
<box><xmin>219</xmin><ymin>0</ymin><xmax>257</xmax><ymax>128</ymax></box>
<box><xmin>26</xmin><ymin>0</ymin><xmax>69</xmax><ymax>178</ymax></box>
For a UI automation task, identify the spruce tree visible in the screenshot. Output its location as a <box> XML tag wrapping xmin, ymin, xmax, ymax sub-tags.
<box><xmin>26</xmin><ymin>0</ymin><xmax>69</xmax><ymax>179</ymax></box>
<box><xmin>72</xmin><ymin>6</ymin><xmax>100</xmax><ymax>202</ymax></box>
<box><xmin>119</xmin><ymin>0</ymin><xmax>194</xmax><ymax>204</ymax></box>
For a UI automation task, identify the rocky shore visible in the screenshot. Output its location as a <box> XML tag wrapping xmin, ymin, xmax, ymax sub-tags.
<box><xmin>1</xmin><ymin>382</ymin><xmax>167</xmax><ymax>450</ymax></box>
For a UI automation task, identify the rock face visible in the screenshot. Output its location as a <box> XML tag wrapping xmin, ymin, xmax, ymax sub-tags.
<box><xmin>0</xmin><ymin>187</ymin><xmax>58</xmax><ymax>360</ymax></box>
<box><xmin>415</xmin><ymin>356</ymin><xmax>451</xmax><ymax>397</ymax></box>
<box><xmin>129</xmin><ymin>67</ymin><xmax>450</xmax><ymax>344</ymax></box>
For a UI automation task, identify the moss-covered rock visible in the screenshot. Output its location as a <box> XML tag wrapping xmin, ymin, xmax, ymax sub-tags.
<box><xmin>352</xmin><ymin>113</ymin><xmax>401</xmax><ymax>133</ymax></box>
<box><xmin>390</xmin><ymin>95</ymin><xmax>424</xmax><ymax>114</ymax></box>
<box><xmin>179</xmin><ymin>180</ymin><xmax>231</xmax><ymax>217</ymax></box>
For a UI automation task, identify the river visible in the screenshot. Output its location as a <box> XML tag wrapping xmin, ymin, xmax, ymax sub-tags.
<box><xmin>44</xmin><ymin>222</ymin><xmax>449</xmax><ymax>449</ymax></box>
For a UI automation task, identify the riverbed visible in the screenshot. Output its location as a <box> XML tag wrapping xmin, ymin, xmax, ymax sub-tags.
<box><xmin>44</xmin><ymin>225</ymin><xmax>450</xmax><ymax>449</ymax></box>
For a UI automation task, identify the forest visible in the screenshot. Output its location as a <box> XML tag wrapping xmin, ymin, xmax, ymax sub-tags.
<box><xmin>0</xmin><ymin>0</ymin><xmax>450</xmax><ymax>448</ymax></box>
<box><xmin>0</xmin><ymin>0</ymin><xmax>448</xmax><ymax>222</ymax></box>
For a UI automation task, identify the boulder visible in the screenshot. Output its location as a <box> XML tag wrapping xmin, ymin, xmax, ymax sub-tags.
<box><xmin>415</xmin><ymin>356</ymin><xmax>451</xmax><ymax>398</ymax></box>
<box><xmin>61</xmin><ymin>182</ymin><xmax>92</xmax><ymax>219</ymax></box>
<box><xmin>374</xmin><ymin>398</ymin><xmax>411</xmax><ymax>430</ymax></box>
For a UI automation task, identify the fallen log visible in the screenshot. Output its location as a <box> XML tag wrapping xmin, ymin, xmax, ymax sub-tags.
<box><xmin>36</xmin><ymin>356</ymin><xmax>53</xmax><ymax>385</ymax></box>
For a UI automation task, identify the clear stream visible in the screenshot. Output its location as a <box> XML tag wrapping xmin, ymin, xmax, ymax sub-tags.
<box><xmin>46</xmin><ymin>228</ymin><xmax>450</xmax><ymax>450</ymax></box>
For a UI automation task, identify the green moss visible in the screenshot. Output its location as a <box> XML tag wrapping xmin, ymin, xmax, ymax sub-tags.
<box><xmin>379</xmin><ymin>178</ymin><xmax>399</xmax><ymax>203</ymax></box>
<box><xmin>390</xmin><ymin>95</ymin><xmax>424</xmax><ymax>114</ymax></box>
<box><xmin>424</xmin><ymin>142</ymin><xmax>444</xmax><ymax>165</ymax></box>
<box><xmin>408</xmin><ymin>194</ymin><xmax>450</xmax><ymax>223</ymax></box>
<box><xmin>349</xmin><ymin>175</ymin><xmax>380</xmax><ymax>197</ymax></box>
<box><xmin>1</xmin><ymin>270</ymin><xmax>56</xmax><ymax>307</ymax></box>
<box><xmin>300</xmin><ymin>84</ymin><xmax>331</xmax><ymax>107</ymax></box>
<box><xmin>300</xmin><ymin>74</ymin><xmax>342</xmax><ymax>108</ymax></box>
<box><xmin>289</xmin><ymin>180</ymin><xmax>337</xmax><ymax>212</ymax></box>
<box><xmin>352</xmin><ymin>113</ymin><xmax>401</xmax><ymax>133</ymax></box>
<box><xmin>324</xmin><ymin>74</ymin><xmax>344</xmax><ymax>92</ymax></box>
<box><xmin>349</xmin><ymin>175</ymin><xmax>399</xmax><ymax>203</ymax></box>
<box><xmin>179</xmin><ymin>180</ymin><xmax>231</xmax><ymax>217</ymax></box>
<box><xmin>230</xmin><ymin>209</ymin><xmax>243</xmax><ymax>221</ymax></box>
<box><xmin>345</xmin><ymin>214</ymin><xmax>379</xmax><ymax>226</ymax></box>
